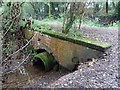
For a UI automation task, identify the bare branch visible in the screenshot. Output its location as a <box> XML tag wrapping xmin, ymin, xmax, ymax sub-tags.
<box><xmin>3</xmin><ymin>7</ymin><xmax>22</xmax><ymax>37</ymax></box>
<box><xmin>1</xmin><ymin>33</ymin><xmax>36</xmax><ymax>62</ymax></box>
<box><xmin>3</xmin><ymin>21</ymin><xmax>14</xmax><ymax>37</ymax></box>
<box><xmin>3</xmin><ymin>54</ymin><xmax>30</xmax><ymax>75</ymax></box>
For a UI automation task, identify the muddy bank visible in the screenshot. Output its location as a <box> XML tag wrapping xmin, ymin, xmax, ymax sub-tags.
<box><xmin>2</xmin><ymin>61</ymin><xmax>69</xmax><ymax>88</ymax></box>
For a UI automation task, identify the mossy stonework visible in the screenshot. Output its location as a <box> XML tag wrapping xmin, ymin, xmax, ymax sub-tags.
<box><xmin>25</xmin><ymin>29</ymin><xmax>111</xmax><ymax>71</ymax></box>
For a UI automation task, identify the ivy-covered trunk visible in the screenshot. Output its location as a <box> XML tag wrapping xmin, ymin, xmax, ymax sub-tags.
<box><xmin>63</xmin><ymin>2</ymin><xmax>85</xmax><ymax>34</ymax></box>
<box><xmin>1</xmin><ymin>2</ymin><xmax>26</xmax><ymax>74</ymax></box>
<box><xmin>64</xmin><ymin>3</ymin><xmax>75</xmax><ymax>34</ymax></box>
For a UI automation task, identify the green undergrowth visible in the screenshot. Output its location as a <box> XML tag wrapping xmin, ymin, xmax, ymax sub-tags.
<box><xmin>27</xmin><ymin>44</ymin><xmax>37</xmax><ymax>58</ymax></box>
<box><xmin>43</xmin><ymin>16</ymin><xmax>118</xmax><ymax>28</ymax></box>
<box><xmin>81</xmin><ymin>18</ymin><xmax>119</xmax><ymax>28</ymax></box>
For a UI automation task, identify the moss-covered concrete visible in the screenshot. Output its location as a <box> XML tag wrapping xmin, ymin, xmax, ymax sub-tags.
<box><xmin>35</xmin><ymin>28</ymin><xmax>111</xmax><ymax>52</ymax></box>
<box><xmin>20</xmin><ymin>20</ymin><xmax>111</xmax><ymax>52</ymax></box>
<box><xmin>33</xmin><ymin>52</ymin><xmax>54</xmax><ymax>71</ymax></box>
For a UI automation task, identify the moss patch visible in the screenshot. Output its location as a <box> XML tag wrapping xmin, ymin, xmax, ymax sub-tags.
<box><xmin>33</xmin><ymin>52</ymin><xmax>54</xmax><ymax>71</ymax></box>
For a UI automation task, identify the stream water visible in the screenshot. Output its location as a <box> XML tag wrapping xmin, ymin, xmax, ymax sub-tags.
<box><xmin>2</xmin><ymin>60</ymin><xmax>69</xmax><ymax>88</ymax></box>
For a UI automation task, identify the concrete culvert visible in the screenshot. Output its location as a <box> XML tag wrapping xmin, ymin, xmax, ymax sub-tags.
<box><xmin>33</xmin><ymin>57</ymin><xmax>45</xmax><ymax>71</ymax></box>
<box><xmin>32</xmin><ymin>51</ymin><xmax>55</xmax><ymax>71</ymax></box>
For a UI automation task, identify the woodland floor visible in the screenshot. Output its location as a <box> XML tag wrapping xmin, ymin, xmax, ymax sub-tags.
<box><xmin>1</xmin><ymin>21</ymin><xmax>119</xmax><ymax>88</ymax></box>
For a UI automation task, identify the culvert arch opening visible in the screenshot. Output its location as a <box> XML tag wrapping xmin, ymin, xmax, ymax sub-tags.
<box><xmin>36</xmin><ymin>49</ymin><xmax>46</xmax><ymax>53</ymax></box>
<box><xmin>33</xmin><ymin>57</ymin><xmax>45</xmax><ymax>71</ymax></box>
<box><xmin>32</xmin><ymin>49</ymin><xmax>57</xmax><ymax>71</ymax></box>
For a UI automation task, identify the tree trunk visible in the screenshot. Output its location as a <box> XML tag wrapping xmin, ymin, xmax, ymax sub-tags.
<box><xmin>106</xmin><ymin>0</ymin><xmax>108</xmax><ymax>14</ymax></box>
<box><xmin>44</xmin><ymin>4</ymin><xmax>49</xmax><ymax>17</ymax></box>
<box><xmin>64</xmin><ymin>3</ymin><xmax>75</xmax><ymax>34</ymax></box>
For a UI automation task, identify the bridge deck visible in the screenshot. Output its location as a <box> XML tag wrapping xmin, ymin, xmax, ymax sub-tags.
<box><xmin>36</xmin><ymin>29</ymin><xmax>111</xmax><ymax>52</ymax></box>
<box><xmin>21</xmin><ymin>20</ymin><xmax>111</xmax><ymax>52</ymax></box>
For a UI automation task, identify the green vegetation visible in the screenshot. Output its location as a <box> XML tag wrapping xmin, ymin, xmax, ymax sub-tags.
<box><xmin>33</xmin><ymin>20</ymin><xmax>53</xmax><ymax>30</ymax></box>
<box><xmin>81</xmin><ymin>18</ymin><xmax>118</xmax><ymax>28</ymax></box>
<box><xmin>20</xmin><ymin>2</ymin><xmax>119</xmax><ymax>34</ymax></box>
<box><xmin>27</xmin><ymin>44</ymin><xmax>37</xmax><ymax>58</ymax></box>
<box><xmin>43</xmin><ymin>16</ymin><xmax>118</xmax><ymax>28</ymax></box>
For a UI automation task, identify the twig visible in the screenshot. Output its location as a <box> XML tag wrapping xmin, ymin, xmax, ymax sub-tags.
<box><xmin>3</xmin><ymin>7</ymin><xmax>22</xmax><ymax>37</ymax></box>
<box><xmin>0</xmin><ymin>7</ymin><xmax>23</xmax><ymax>61</ymax></box>
<box><xmin>3</xmin><ymin>54</ymin><xmax>30</xmax><ymax>75</ymax></box>
<box><xmin>0</xmin><ymin>10</ymin><xmax>7</xmax><ymax>17</ymax></box>
<box><xmin>3</xmin><ymin>21</ymin><xmax>14</xmax><ymax>37</ymax></box>
<box><xmin>2</xmin><ymin>33</ymin><xmax>36</xmax><ymax>62</ymax></box>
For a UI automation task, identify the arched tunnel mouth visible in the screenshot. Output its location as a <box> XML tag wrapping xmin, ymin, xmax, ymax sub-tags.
<box><xmin>36</xmin><ymin>49</ymin><xmax>46</xmax><ymax>53</ymax></box>
<box><xmin>32</xmin><ymin>49</ymin><xmax>59</xmax><ymax>71</ymax></box>
<box><xmin>33</xmin><ymin>57</ymin><xmax>45</xmax><ymax>71</ymax></box>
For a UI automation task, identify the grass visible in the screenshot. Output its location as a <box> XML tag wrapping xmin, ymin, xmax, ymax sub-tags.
<box><xmin>33</xmin><ymin>20</ymin><xmax>53</xmax><ymax>30</ymax></box>
<box><xmin>43</xmin><ymin>15</ymin><xmax>118</xmax><ymax>28</ymax></box>
<box><xmin>81</xmin><ymin>18</ymin><xmax>118</xmax><ymax>28</ymax></box>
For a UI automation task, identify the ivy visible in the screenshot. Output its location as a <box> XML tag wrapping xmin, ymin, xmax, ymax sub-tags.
<box><xmin>27</xmin><ymin>45</ymin><xmax>37</xmax><ymax>58</ymax></box>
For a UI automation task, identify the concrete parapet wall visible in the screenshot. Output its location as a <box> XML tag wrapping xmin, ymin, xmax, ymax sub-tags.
<box><xmin>25</xmin><ymin>30</ymin><xmax>108</xmax><ymax>70</ymax></box>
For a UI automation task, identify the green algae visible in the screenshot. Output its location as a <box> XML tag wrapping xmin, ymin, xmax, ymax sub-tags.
<box><xmin>33</xmin><ymin>52</ymin><xmax>54</xmax><ymax>71</ymax></box>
